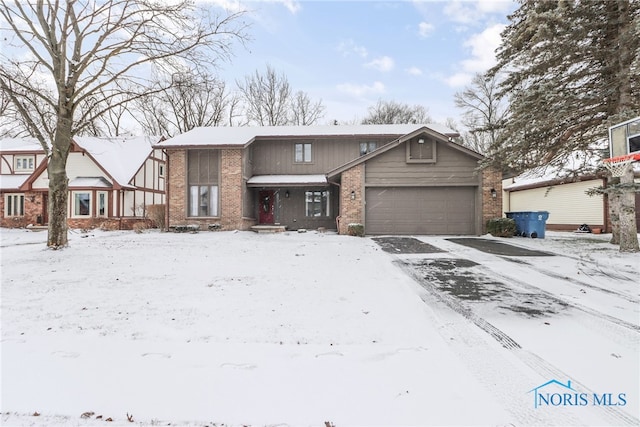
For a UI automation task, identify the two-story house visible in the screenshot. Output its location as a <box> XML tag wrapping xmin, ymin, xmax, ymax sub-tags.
<box><xmin>0</xmin><ymin>136</ymin><xmax>166</xmax><ymax>229</ymax></box>
<box><xmin>158</xmin><ymin>124</ymin><xmax>503</xmax><ymax>235</ymax></box>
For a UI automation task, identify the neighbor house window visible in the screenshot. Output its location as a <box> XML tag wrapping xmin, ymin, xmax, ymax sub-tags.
<box><xmin>359</xmin><ymin>142</ymin><xmax>377</xmax><ymax>156</ymax></box>
<box><xmin>158</xmin><ymin>163</ymin><xmax>165</xmax><ymax>178</ymax></box>
<box><xmin>73</xmin><ymin>192</ymin><xmax>91</xmax><ymax>217</ymax></box>
<box><xmin>5</xmin><ymin>194</ymin><xmax>24</xmax><ymax>217</ymax></box>
<box><xmin>15</xmin><ymin>156</ymin><xmax>35</xmax><ymax>172</ymax></box>
<box><xmin>188</xmin><ymin>150</ymin><xmax>219</xmax><ymax>217</ymax></box>
<box><xmin>295</xmin><ymin>143</ymin><xmax>312</xmax><ymax>163</ymax></box>
<box><xmin>305</xmin><ymin>190</ymin><xmax>330</xmax><ymax>217</ymax></box>
<box><xmin>97</xmin><ymin>192</ymin><xmax>108</xmax><ymax>217</ymax></box>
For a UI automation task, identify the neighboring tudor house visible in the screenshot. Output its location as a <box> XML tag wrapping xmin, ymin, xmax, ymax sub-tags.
<box><xmin>157</xmin><ymin>124</ymin><xmax>502</xmax><ymax>235</ymax></box>
<box><xmin>0</xmin><ymin>136</ymin><xmax>166</xmax><ymax>229</ymax></box>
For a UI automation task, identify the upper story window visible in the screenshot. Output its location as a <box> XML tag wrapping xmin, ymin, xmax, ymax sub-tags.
<box><xmin>294</xmin><ymin>143</ymin><xmax>312</xmax><ymax>163</ymax></box>
<box><xmin>406</xmin><ymin>137</ymin><xmax>436</xmax><ymax>163</ymax></box>
<box><xmin>15</xmin><ymin>156</ymin><xmax>35</xmax><ymax>172</ymax></box>
<box><xmin>359</xmin><ymin>142</ymin><xmax>377</xmax><ymax>156</ymax></box>
<box><xmin>158</xmin><ymin>163</ymin><xmax>165</xmax><ymax>178</ymax></box>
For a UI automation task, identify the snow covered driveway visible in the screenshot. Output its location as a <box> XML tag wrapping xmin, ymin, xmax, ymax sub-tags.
<box><xmin>1</xmin><ymin>229</ymin><xmax>638</xmax><ymax>426</ymax></box>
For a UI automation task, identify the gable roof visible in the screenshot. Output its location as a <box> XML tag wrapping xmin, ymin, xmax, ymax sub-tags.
<box><xmin>155</xmin><ymin>124</ymin><xmax>459</xmax><ymax>149</ymax></box>
<box><xmin>0</xmin><ymin>136</ymin><xmax>159</xmax><ymax>188</ymax></box>
<box><xmin>327</xmin><ymin>126</ymin><xmax>483</xmax><ymax>179</ymax></box>
<box><xmin>73</xmin><ymin>136</ymin><xmax>157</xmax><ymax>186</ymax></box>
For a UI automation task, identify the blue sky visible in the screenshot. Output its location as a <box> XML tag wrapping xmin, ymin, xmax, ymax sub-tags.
<box><xmin>213</xmin><ymin>0</ymin><xmax>517</xmax><ymax>126</ymax></box>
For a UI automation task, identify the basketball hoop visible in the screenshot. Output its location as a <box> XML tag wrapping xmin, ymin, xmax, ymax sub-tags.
<box><xmin>602</xmin><ymin>153</ymin><xmax>639</xmax><ymax>177</ymax></box>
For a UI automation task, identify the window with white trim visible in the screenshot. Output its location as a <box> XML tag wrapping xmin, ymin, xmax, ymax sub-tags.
<box><xmin>158</xmin><ymin>163</ymin><xmax>165</xmax><ymax>178</ymax></box>
<box><xmin>15</xmin><ymin>156</ymin><xmax>35</xmax><ymax>172</ymax></box>
<box><xmin>97</xmin><ymin>192</ymin><xmax>108</xmax><ymax>217</ymax></box>
<box><xmin>73</xmin><ymin>192</ymin><xmax>91</xmax><ymax>217</ymax></box>
<box><xmin>5</xmin><ymin>194</ymin><xmax>24</xmax><ymax>217</ymax></box>
<box><xmin>295</xmin><ymin>143</ymin><xmax>312</xmax><ymax>163</ymax></box>
<box><xmin>305</xmin><ymin>190</ymin><xmax>330</xmax><ymax>217</ymax></box>
<box><xmin>187</xmin><ymin>150</ymin><xmax>219</xmax><ymax>217</ymax></box>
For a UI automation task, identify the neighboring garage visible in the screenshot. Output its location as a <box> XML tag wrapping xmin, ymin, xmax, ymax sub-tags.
<box><xmin>365</xmin><ymin>186</ymin><xmax>477</xmax><ymax>235</ymax></box>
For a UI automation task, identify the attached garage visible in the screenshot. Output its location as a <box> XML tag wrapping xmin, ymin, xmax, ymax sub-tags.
<box><xmin>365</xmin><ymin>186</ymin><xmax>476</xmax><ymax>235</ymax></box>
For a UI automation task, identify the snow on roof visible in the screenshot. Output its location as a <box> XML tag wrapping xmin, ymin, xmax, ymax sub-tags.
<box><xmin>0</xmin><ymin>174</ymin><xmax>29</xmax><ymax>190</ymax></box>
<box><xmin>0</xmin><ymin>138</ymin><xmax>45</xmax><ymax>152</ymax></box>
<box><xmin>73</xmin><ymin>136</ymin><xmax>158</xmax><ymax>186</ymax></box>
<box><xmin>504</xmin><ymin>146</ymin><xmax>607</xmax><ymax>191</ymax></box>
<box><xmin>157</xmin><ymin>124</ymin><xmax>458</xmax><ymax>148</ymax></box>
<box><xmin>68</xmin><ymin>177</ymin><xmax>112</xmax><ymax>188</ymax></box>
<box><xmin>247</xmin><ymin>174</ymin><xmax>327</xmax><ymax>186</ymax></box>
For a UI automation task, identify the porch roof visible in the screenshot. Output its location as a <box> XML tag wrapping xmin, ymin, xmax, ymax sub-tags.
<box><xmin>0</xmin><ymin>174</ymin><xmax>29</xmax><ymax>191</ymax></box>
<box><xmin>247</xmin><ymin>174</ymin><xmax>327</xmax><ymax>187</ymax></box>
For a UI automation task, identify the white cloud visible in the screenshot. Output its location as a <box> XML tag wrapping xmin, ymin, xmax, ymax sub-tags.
<box><xmin>278</xmin><ymin>0</ymin><xmax>301</xmax><ymax>14</ymax></box>
<box><xmin>337</xmin><ymin>39</ymin><xmax>368</xmax><ymax>58</ymax></box>
<box><xmin>443</xmin><ymin>0</ymin><xmax>513</xmax><ymax>25</ymax></box>
<box><xmin>445</xmin><ymin>72</ymin><xmax>473</xmax><ymax>88</ymax></box>
<box><xmin>406</xmin><ymin>66</ymin><xmax>423</xmax><ymax>76</ymax></box>
<box><xmin>418</xmin><ymin>21</ymin><xmax>434</xmax><ymax>38</ymax></box>
<box><xmin>461</xmin><ymin>23</ymin><xmax>505</xmax><ymax>72</ymax></box>
<box><xmin>337</xmin><ymin>81</ymin><xmax>385</xmax><ymax>97</ymax></box>
<box><xmin>446</xmin><ymin>23</ymin><xmax>505</xmax><ymax>88</ymax></box>
<box><xmin>364</xmin><ymin>56</ymin><xmax>395</xmax><ymax>72</ymax></box>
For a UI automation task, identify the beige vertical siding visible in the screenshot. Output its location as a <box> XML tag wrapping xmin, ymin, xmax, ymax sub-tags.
<box><xmin>507</xmin><ymin>180</ymin><xmax>604</xmax><ymax>225</ymax></box>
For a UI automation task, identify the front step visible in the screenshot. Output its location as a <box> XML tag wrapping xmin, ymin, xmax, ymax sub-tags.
<box><xmin>251</xmin><ymin>225</ymin><xmax>287</xmax><ymax>234</ymax></box>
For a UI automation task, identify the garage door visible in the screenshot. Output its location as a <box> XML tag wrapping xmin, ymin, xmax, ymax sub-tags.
<box><xmin>365</xmin><ymin>187</ymin><xmax>476</xmax><ymax>235</ymax></box>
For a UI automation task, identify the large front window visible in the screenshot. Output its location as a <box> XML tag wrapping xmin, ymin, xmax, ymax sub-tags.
<box><xmin>5</xmin><ymin>194</ymin><xmax>24</xmax><ymax>217</ymax></box>
<box><xmin>305</xmin><ymin>190</ymin><xmax>330</xmax><ymax>217</ymax></box>
<box><xmin>73</xmin><ymin>192</ymin><xmax>91</xmax><ymax>217</ymax></box>
<box><xmin>188</xmin><ymin>150</ymin><xmax>219</xmax><ymax>217</ymax></box>
<box><xmin>189</xmin><ymin>185</ymin><xmax>219</xmax><ymax>217</ymax></box>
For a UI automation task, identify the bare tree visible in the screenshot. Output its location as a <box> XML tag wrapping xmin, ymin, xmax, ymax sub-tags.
<box><xmin>236</xmin><ymin>65</ymin><xmax>325</xmax><ymax>126</ymax></box>
<box><xmin>454</xmin><ymin>73</ymin><xmax>508</xmax><ymax>155</ymax></box>
<box><xmin>361</xmin><ymin>99</ymin><xmax>432</xmax><ymax>124</ymax></box>
<box><xmin>134</xmin><ymin>72</ymin><xmax>236</xmax><ymax>137</ymax></box>
<box><xmin>0</xmin><ymin>0</ymin><xmax>248</xmax><ymax>248</ymax></box>
<box><xmin>237</xmin><ymin>65</ymin><xmax>292</xmax><ymax>126</ymax></box>
<box><xmin>290</xmin><ymin>90</ymin><xmax>325</xmax><ymax>125</ymax></box>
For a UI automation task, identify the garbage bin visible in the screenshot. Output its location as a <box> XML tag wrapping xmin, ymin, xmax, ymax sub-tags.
<box><xmin>507</xmin><ymin>211</ymin><xmax>549</xmax><ymax>238</ymax></box>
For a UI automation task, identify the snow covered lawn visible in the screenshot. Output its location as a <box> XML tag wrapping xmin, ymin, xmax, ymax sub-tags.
<box><xmin>1</xmin><ymin>228</ymin><xmax>638</xmax><ymax>426</ymax></box>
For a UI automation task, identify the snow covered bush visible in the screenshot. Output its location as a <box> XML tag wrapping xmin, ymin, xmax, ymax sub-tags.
<box><xmin>486</xmin><ymin>218</ymin><xmax>516</xmax><ymax>237</ymax></box>
<box><xmin>347</xmin><ymin>223</ymin><xmax>365</xmax><ymax>237</ymax></box>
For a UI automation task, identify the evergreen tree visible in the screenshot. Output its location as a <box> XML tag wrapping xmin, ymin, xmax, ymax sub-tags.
<box><xmin>489</xmin><ymin>0</ymin><xmax>639</xmax><ymax>172</ymax></box>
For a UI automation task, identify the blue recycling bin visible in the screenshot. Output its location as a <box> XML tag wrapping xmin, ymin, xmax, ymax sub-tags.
<box><xmin>507</xmin><ymin>211</ymin><xmax>549</xmax><ymax>238</ymax></box>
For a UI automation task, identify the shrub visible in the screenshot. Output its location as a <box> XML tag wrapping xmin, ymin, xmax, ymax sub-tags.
<box><xmin>347</xmin><ymin>223</ymin><xmax>365</xmax><ymax>237</ymax></box>
<box><xmin>147</xmin><ymin>204</ymin><xmax>166</xmax><ymax>230</ymax></box>
<box><xmin>132</xmin><ymin>222</ymin><xmax>147</xmax><ymax>234</ymax></box>
<box><xmin>486</xmin><ymin>217</ymin><xmax>516</xmax><ymax>237</ymax></box>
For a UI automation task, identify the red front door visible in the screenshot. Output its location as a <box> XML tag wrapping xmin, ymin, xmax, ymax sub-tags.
<box><xmin>259</xmin><ymin>190</ymin><xmax>275</xmax><ymax>224</ymax></box>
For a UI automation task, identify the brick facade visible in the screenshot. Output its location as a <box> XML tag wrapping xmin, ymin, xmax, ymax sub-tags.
<box><xmin>0</xmin><ymin>191</ymin><xmax>45</xmax><ymax>228</ymax></box>
<box><xmin>167</xmin><ymin>149</ymin><xmax>187</xmax><ymax>226</ymax></box>
<box><xmin>166</xmin><ymin>148</ymin><xmax>254</xmax><ymax>231</ymax></box>
<box><xmin>481</xmin><ymin>166</ymin><xmax>503</xmax><ymax>234</ymax></box>
<box><xmin>337</xmin><ymin>164</ymin><xmax>365</xmax><ymax>235</ymax></box>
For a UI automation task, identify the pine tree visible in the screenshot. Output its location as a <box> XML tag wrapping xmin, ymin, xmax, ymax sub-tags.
<box><xmin>489</xmin><ymin>0</ymin><xmax>639</xmax><ymax>252</ymax></box>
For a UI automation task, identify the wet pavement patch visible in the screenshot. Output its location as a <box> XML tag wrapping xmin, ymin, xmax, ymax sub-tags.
<box><xmin>446</xmin><ymin>238</ymin><xmax>554</xmax><ymax>257</ymax></box>
<box><xmin>406</xmin><ymin>258</ymin><xmax>568</xmax><ymax>317</ymax></box>
<box><xmin>372</xmin><ymin>237</ymin><xmax>446</xmax><ymax>254</ymax></box>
